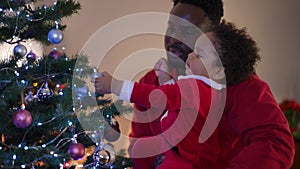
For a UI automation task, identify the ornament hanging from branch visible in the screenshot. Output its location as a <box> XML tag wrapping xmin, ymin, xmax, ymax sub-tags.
<box><xmin>68</xmin><ymin>142</ymin><xmax>85</xmax><ymax>160</ymax></box>
<box><xmin>26</xmin><ymin>50</ymin><xmax>37</xmax><ymax>61</ymax></box>
<box><xmin>92</xmin><ymin>143</ymin><xmax>116</xmax><ymax>168</ymax></box>
<box><xmin>36</xmin><ymin>81</ymin><xmax>54</xmax><ymax>101</ymax></box>
<box><xmin>12</xmin><ymin>104</ymin><xmax>32</xmax><ymax>128</ymax></box>
<box><xmin>48</xmin><ymin>48</ymin><xmax>63</xmax><ymax>60</ymax></box>
<box><xmin>13</xmin><ymin>43</ymin><xmax>27</xmax><ymax>57</ymax></box>
<box><xmin>48</xmin><ymin>21</ymin><xmax>64</xmax><ymax>44</ymax></box>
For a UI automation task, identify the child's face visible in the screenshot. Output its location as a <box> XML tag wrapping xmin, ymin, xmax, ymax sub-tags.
<box><xmin>185</xmin><ymin>32</ymin><xmax>223</xmax><ymax>80</ymax></box>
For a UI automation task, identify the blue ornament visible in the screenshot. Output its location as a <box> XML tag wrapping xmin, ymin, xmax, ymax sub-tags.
<box><xmin>13</xmin><ymin>43</ymin><xmax>27</xmax><ymax>57</ymax></box>
<box><xmin>26</xmin><ymin>50</ymin><xmax>37</xmax><ymax>61</ymax></box>
<box><xmin>76</xmin><ymin>85</ymin><xmax>89</xmax><ymax>99</ymax></box>
<box><xmin>48</xmin><ymin>28</ymin><xmax>64</xmax><ymax>44</ymax></box>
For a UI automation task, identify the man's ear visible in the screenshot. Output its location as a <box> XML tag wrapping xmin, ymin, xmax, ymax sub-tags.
<box><xmin>213</xmin><ymin>66</ymin><xmax>225</xmax><ymax>80</ymax></box>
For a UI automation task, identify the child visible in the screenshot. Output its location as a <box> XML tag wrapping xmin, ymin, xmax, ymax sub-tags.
<box><xmin>94</xmin><ymin>20</ymin><xmax>276</xmax><ymax>168</ymax></box>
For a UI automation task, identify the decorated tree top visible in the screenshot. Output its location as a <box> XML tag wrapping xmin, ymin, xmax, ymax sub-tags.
<box><xmin>0</xmin><ymin>0</ymin><xmax>81</xmax><ymax>45</ymax></box>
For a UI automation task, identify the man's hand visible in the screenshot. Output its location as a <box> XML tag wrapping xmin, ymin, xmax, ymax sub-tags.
<box><xmin>94</xmin><ymin>71</ymin><xmax>123</xmax><ymax>96</ymax></box>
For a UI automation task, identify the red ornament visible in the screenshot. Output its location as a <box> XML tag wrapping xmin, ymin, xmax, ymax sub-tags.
<box><xmin>12</xmin><ymin>109</ymin><xmax>32</xmax><ymax>128</ymax></box>
<box><xmin>104</xmin><ymin>121</ymin><xmax>121</xmax><ymax>142</ymax></box>
<box><xmin>48</xmin><ymin>49</ymin><xmax>63</xmax><ymax>60</ymax></box>
<box><xmin>68</xmin><ymin>142</ymin><xmax>85</xmax><ymax>160</ymax></box>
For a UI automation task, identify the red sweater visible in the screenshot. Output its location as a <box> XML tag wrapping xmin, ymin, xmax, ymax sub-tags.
<box><xmin>216</xmin><ymin>74</ymin><xmax>295</xmax><ymax>169</ymax></box>
<box><xmin>129</xmin><ymin>71</ymin><xmax>295</xmax><ymax>169</ymax></box>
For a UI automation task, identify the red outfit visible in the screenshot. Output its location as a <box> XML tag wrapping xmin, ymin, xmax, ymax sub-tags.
<box><xmin>129</xmin><ymin>71</ymin><xmax>295</xmax><ymax>169</ymax></box>
<box><xmin>129</xmin><ymin>74</ymin><xmax>221</xmax><ymax>169</ymax></box>
<box><xmin>128</xmin><ymin>70</ymin><xmax>161</xmax><ymax>169</ymax></box>
<box><xmin>216</xmin><ymin>74</ymin><xmax>295</xmax><ymax>169</ymax></box>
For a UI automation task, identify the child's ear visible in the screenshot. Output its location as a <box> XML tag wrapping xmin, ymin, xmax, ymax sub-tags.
<box><xmin>213</xmin><ymin>66</ymin><xmax>225</xmax><ymax>80</ymax></box>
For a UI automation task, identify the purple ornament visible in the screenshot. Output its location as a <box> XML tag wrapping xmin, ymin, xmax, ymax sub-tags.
<box><xmin>12</xmin><ymin>109</ymin><xmax>32</xmax><ymax>128</ymax></box>
<box><xmin>48</xmin><ymin>49</ymin><xmax>63</xmax><ymax>60</ymax></box>
<box><xmin>26</xmin><ymin>51</ymin><xmax>37</xmax><ymax>61</ymax></box>
<box><xmin>68</xmin><ymin>143</ymin><xmax>85</xmax><ymax>160</ymax></box>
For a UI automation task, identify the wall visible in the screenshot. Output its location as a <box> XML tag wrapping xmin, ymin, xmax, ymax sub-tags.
<box><xmin>224</xmin><ymin>0</ymin><xmax>300</xmax><ymax>103</ymax></box>
<box><xmin>52</xmin><ymin>0</ymin><xmax>300</xmax><ymax>102</ymax></box>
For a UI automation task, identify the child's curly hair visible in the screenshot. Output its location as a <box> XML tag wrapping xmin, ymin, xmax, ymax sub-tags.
<box><xmin>173</xmin><ymin>0</ymin><xmax>223</xmax><ymax>25</ymax></box>
<box><xmin>213</xmin><ymin>20</ymin><xmax>261</xmax><ymax>85</ymax></box>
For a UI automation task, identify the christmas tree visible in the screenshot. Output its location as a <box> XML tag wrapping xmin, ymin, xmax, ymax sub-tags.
<box><xmin>0</xmin><ymin>0</ymin><xmax>133</xmax><ymax>168</ymax></box>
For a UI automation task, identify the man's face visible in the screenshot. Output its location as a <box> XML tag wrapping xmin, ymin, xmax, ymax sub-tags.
<box><xmin>165</xmin><ymin>3</ymin><xmax>207</xmax><ymax>73</ymax></box>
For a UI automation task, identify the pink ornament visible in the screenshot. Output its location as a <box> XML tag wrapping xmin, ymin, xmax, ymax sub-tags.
<box><xmin>12</xmin><ymin>109</ymin><xmax>32</xmax><ymax>128</ymax></box>
<box><xmin>68</xmin><ymin>142</ymin><xmax>85</xmax><ymax>160</ymax></box>
<box><xmin>48</xmin><ymin>49</ymin><xmax>63</xmax><ymax>60</ymax></box>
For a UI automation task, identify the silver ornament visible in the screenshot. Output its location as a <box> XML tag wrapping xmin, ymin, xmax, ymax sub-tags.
<box><xmin>25</xmin><ymin>91</ymin><xmax>37</xmax><ymax>103</ymax></box>
<box><xmin>93</xmin><ymin>144</ymin><xmax>116</xmax><ymax>168</ymax></box>
<box><xmin>90</xmin><ymin>69</ymin><xmax>103</xmax><ymax>83</ymax></box>
<box><xmin>36</xmin><ymin>82</ymin><xmax>53</xmax><ymax>101</ymax></box>
<box><xmin>48</xmin><ymin>28</ymin><xmax>64</xmax><ymax>44</ymax></box>
<box><xmin>76</xmin><ymin>85</ymin><xmax>89</xmax><ymax>99</ymax></box>
<box><xmin>13</xmin><ymin>43</ymin><xmax>27</xmax><ymax>57</ymax></box>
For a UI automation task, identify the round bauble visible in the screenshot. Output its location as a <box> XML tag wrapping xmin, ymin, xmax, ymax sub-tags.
<box><xmin>76</xmin><ymin>85</ymin><xmax>89</xmax><ymax>99</ymax></box>
<box><xmin>26</xmin><ymin>51</ymin><xmax>37</xmax><ymax>61</ymax></box>
<box><xmin>12</xmin><ymin>109</ymin><xmax>32</xmax><ymax>128</ymax></box>
<box><xmin>48</xmin><ymin>28</ymin><xmax>64</xmax><ymax>44</ymax></box>
<box><xmin>13</xmin><ymin>44</ymin><xmax>27</xmax><ymax>57</ymax></box>
<box><xmin>25</xmin><ymin>91</ymin><xmax>37</xmax><ymax>103</ymax></box>
<box><xmin>48</xmin><ymin>49</ymin><xmax>63</xmax><ymax>60</ymax></box>
<box><xmin>93</xmin><ymin>144</ymin><xmax>115</xmax><ymax>167</ymax></box>
<box><xmin>68</xmin><ymin>142</ymin><xmax>85</xmax><ymax>160</ymax></box>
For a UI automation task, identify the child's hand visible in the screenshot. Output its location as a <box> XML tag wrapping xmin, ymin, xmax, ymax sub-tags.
<box><xmin>154</xmin><ymin>58</ymin><xmax>172</xmax><ymax>85</ymax></box>
<box><xmin>94</xmin><ymin>71</ymin><xmax>123</xmax><ymax>96</ymax></box>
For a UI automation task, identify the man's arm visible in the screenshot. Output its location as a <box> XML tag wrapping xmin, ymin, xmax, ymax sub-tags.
<box><xmin>227</xmin><ymin>81</ymin><xmax>295</xmax><ymax>169</ymax></box>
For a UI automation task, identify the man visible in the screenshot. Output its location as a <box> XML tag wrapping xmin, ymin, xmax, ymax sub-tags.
<box><xmin>128</xmin><ymin>0</ymin><xmax>295</xmax><ymax>169</ymax></box>
<box><xmin>128</xmin><ymin>0</ymin><xmax>223</xmax><ymax>168</ymax></box>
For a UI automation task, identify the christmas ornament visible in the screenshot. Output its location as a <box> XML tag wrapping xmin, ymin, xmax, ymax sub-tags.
<box><xmin>90</xmin><ymin>69</ymin><xmax>103</xmax><ymax>83</ymax></box>
<box><xmin>25</xmin><ymin>91</ymin><xmax>36</xmax><ymax>103</ymax></box>
<box><xmin>36</xmin><ymin>81</ymin><xmax>54</xmax><ymax>101</ymax></box>
<box><xmin>48</xmin><ymin>49</ymin><xmax>63</xmax><ymax>60</ymax></box>
<box><xmin>93</xmin><ymin>144</ymin><xmax>116</xmax><ymax>168</ymax></box>
<box><xmin>13</xmin><ymin>43</ymin><xmax>27</xmax><ymax>57</ymax></box>
<box><xmin>104</xmin><ymin>121</ymin><xmax>121</xmax><ymax>142</ymax></box>
<box><xmin>48</xmin><ymin>28</ymin><xmax>64</xmax><ymax>44</ymax></box>
<box><xmin>76</xmin><ymin>85</ymin><xmax>89</xmax><ymax>99</ymax></box>
<box><xmin>68</xmin><ymin>142</ymin><xmax>85</xmax><ymax>160</ymax></box>
<box><xmin>12</xmin><ymin>109</ymin><xmax>32</xmax><ymax>128</ymax></box>
<box><xmin>26</xmin><ymin>50</ymin><xmax>37</xmax><ymax>61</ymax></box>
